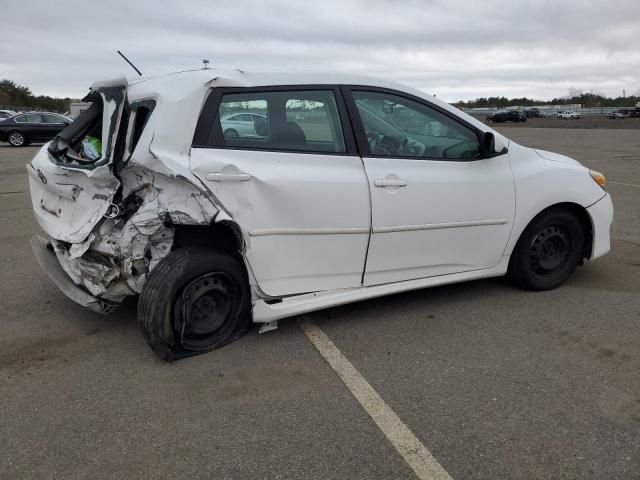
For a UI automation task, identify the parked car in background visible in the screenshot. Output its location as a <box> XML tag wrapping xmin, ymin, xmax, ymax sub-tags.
<box><xmin>220</xmin><ymin>113</ymin><xmax>268</xmax><ymax>138</ymax></box>
<box><xmin>28</xmin><ymin>70</ymin><xmax>612</xmax><ymax>361</ymax></box>
<box><xmin>524</xmin><ymin>107</ymin><xmax>541</xmax><ymax>118</ymax></box>
<box><xmin>0</xmin><ymin>109</ymin><xmax>16</xmax><ymax>120</ymax></box>
<box><xmin>0</xmin><ymin>112</ymin><xmax>70</xmax><ymax>146</ymax></box>
<box><xmin>488</xmin><ymin>110</ymin><xmax>526</xmax><ymax>123</ymax></box>
<box><xmin>558</xmin><ymin>111</ymin><xmax>580</xmax><ymax>119</ymax></box>
<box><xmin>69</xmin><ymin>102</ymin><xmax>92</xmax><ymax>119</ymax></box>
<box><xmin>607</xmin><ymin>111</ymin><xmax>626</xmax><ymax>120</ymax></box>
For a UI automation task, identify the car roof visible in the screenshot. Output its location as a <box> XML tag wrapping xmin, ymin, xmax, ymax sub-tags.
<box><xmin>121</xmin><ymin>68</ymin><xmax>508</xmax><ymax>154</ymax></box>
<box><xmin>127</xmin><ymin>68</ymin><xmax>417</xmax><ymax>92</ymax></box>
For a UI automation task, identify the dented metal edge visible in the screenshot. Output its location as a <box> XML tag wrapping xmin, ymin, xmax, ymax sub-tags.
<box><xmin>30</xmin><ymin>235</ymin><xmax>117</xmax><ymax>314</ymax></box>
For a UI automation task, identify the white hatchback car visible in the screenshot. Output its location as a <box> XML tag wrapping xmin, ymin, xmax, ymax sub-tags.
<box><xmin>28</xmin><ymin>70</ymin><xmax>613</xmax><ymax>360</ymax></box>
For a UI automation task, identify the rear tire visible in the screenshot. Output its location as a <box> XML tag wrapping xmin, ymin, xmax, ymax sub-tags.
<box><xmin>508</xmin><ymin>208</ymin><xmax>584</xmax><ymax>291</ymax></box>
<box><xmin>8</xmin><ymin>131</ymin><xmax>27</xmax><ymax>147</ymax></box>
<box><xmin>138</xmin><ymin>247</ymin><xmax>251</xmax><ymax>361</ymax></box>
<box><xmin>224</xmin><ymin>128</ymin><xmax>239</xmax><ymax>138</ymax></box>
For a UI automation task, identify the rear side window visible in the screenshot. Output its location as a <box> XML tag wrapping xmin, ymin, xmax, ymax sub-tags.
<box><xmin>212</xmin><ymin>90</ymin><xmax>346</xmax><ymax>154</ymax></box>
<box><xmin>126</xmin><ymin>101</ymin><xmax>155</xmax><ymax>156</ymax></box>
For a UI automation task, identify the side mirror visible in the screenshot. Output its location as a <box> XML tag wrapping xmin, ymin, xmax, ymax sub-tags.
<box><xmin>479</xmin><ymin>131</ymin><xmax>507</xmax><ymax>157</ymax></box>
<box><xmin>480</xmin><ymin>131</ymin><xmax>495</xmax><ymax>157</ymax></box>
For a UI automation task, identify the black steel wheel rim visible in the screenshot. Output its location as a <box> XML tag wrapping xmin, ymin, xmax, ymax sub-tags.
<box><xmin>529</xmin><ymin>224</ymin><xmax>571</xmax><ymax>274</ymax></box>
<box><xmin>175</xmin><ymin>272</ymin><xmax>239</xmax><ymax>350</ymax></box>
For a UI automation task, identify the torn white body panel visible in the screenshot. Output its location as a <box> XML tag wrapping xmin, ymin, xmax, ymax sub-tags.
<box><xmin>38</xmin><ymin>166</ymin><xmax>228</xmax><ymax>302</ymax></box>
<box><xmin>28</xmin><ymin>85</ymin><xmax>127</xmax><ymax>243</ymax></box>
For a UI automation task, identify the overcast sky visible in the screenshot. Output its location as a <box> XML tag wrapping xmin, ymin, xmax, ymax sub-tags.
<box><xmin>2</xmin><ymin>0</ymin><xmax>639</xmax><ymax>102</ymax></box>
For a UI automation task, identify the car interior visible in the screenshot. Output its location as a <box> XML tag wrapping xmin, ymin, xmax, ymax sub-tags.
<box><xmin>354</xmin><ymin>92</ymin><xmax>481</xmax><ymax>160</ymax></box>
<box><xmin>48</xmin><ymin>95</ymin><xmax>105</xmax><ymax>165</ymax></box>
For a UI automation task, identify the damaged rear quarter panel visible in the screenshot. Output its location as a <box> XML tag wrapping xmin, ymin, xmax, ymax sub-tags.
<box><xmin>32</xmin><ymin>74</ymin><xmax>252</xmax><ymax>310</ymax></box>
<box><xmin>49</xmin><ymin>98</ymin><xmax>233</xmax><ymax>304</ymax></box>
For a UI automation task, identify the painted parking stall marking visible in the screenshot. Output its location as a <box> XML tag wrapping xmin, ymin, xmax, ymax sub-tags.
<box><xmin>299</xmin><ymin>318</ymin><xmax>453</xmax><ymax>480</ymax></box>
<box><xmin>608</xmin><ymin>181</ymin><xmax>640</xmax><ymax>189</ymax></box>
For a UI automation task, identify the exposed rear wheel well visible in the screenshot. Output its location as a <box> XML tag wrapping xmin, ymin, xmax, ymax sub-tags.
<box><xmin>528</xmin><ymin>203</ymin><xmax>593</xmax><ymax>261</ymax></box>
<box><xmin>172</xmin><ymin>221</ymin><xmax>245</xmax><ymax>259</ymax></box>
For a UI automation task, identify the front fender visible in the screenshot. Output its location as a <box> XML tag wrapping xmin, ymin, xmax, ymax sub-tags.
<box><xmin>505</xmin><ymin>143</ymin><xmax>606</xmax><ymax>256</ymax></box>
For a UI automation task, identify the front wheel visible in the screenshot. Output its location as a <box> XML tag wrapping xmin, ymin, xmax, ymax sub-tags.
<box><xmin>138</xmin><ymin>247</ymin><xmax>251</xmax><ymax>361</ymax></box>
<box><xmin>508</xmin><ymin>208</ymin><xmax>584</xmax><ymax>291</ymax></box>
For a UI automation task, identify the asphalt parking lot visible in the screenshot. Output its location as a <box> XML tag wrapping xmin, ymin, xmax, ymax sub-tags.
<box><xmin>1</xmin><ymin>128</ymin><xmax>639</xmax><ymax>479</ymax></box>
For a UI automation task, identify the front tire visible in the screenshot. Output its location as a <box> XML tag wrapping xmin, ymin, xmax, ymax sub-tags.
<box><xmin>508</xmin><ymin>208</ymin><xmax>584</xmax><ymax>291</ymax></box>
<box><xmin>138</xmin><ymin>247</ymin><xmax>251</xmax><ymax>361</ymax></box>
<box><xmin>8</xmin><ymin>131</ymin><xmax>27</xmax><ymax>147</ymax></box>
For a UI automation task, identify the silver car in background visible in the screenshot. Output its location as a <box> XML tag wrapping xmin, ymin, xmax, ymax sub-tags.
<box><xmin>220</xmin><ymin>113</ymin><xmax>268</xmax><ymax>138</ymax></box>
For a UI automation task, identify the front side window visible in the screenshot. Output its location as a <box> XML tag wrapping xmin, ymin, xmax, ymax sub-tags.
<box><xmin>43</xmin><ymin>114</ymin><xmax>65</xmax><ymax>124</ymax></box>
<box><xmin>352</xmin><ymin>91</ymin><xmax>480</xmax><ymax>160</ymax></box>
<box><xmin>216</xmin><ymin>90</ymin><xmax>345</xmax><ymax>153</ymax></box>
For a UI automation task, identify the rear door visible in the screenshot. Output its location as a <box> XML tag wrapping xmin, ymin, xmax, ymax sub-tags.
<box><xmin>28</xmin><ymin>79</ymin><xmax>127</xmax><ymax>243</ymax></box>
<box><xmin>21</xmin><ymin>114</ymin><xmax>45</xmax><ymax>140</ymax></box>
<box><xmin>191</xmin><ymin>86</ymin><xmax>370</xmax><ymax>296</ymax></box>
<box><xmin>343</xmin><ymin>87</ymin><xmax>515</xmax><ymax>286</ymax></box>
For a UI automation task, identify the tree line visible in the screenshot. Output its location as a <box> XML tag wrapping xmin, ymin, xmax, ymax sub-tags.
<box><xmin>454</xmin><ymin>88</ymin><xmax>640</xmax><ymax>109</ymax></box>
<box><xmin>0</xmin><ymin>79</ymin><xmax>76</xmax><ymax>113</ymax></box>
<box><xmin>2</xmin><ymin>78</ymin><xmax>639</xmax><ymax>113</ymax></box>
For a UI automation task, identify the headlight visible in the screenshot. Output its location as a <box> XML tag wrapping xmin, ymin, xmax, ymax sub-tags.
<box><xmin>589</xmin><ymin>169</ymin><xmax>606</xmax><ymax>189</ymax></box>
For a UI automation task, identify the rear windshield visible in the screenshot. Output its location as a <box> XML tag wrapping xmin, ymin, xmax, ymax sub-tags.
<box><xmin>48</xmin><ymin>88</ymin><xmax>125</xmax><ymax>169</ymax></box>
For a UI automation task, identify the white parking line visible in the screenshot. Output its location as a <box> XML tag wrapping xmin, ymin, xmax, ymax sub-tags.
<box><xmin>608</xmin><ymin>181</ymin><xmax>640</xmax><ymax>188</ymax></box>
<box><xmin>299</xmin><ymin>318</ymin><xmax>453</xmax><ymax>480</ymax></box>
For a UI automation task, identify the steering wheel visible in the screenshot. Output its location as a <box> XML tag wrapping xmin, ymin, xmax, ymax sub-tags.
<box><xmin>366</xmin><ymin>130</ymin><xmax>383</xmax><ymax>152</ymax></box>
<box><xmin>398</xmin><ymin>137</ymin><xmax>426</xmax><ymax>157</ymax></box>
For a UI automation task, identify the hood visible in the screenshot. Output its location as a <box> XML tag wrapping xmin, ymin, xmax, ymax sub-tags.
<box><xmin>534</xmin><ymin>149</ymin><xmax>582</xmax><ymax>166</ymax></box>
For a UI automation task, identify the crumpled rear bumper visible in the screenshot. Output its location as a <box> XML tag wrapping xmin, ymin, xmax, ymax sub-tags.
<box><xmin>30</xmin><ymin>235</ymin><xmax>118</xmax><ymax>314</ymax></box>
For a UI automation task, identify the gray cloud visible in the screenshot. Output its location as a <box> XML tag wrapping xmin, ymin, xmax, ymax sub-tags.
<box><xmin>1</xmin><ymin>0</ymin><xmax>639</xmax><ymax>101</ymax></box>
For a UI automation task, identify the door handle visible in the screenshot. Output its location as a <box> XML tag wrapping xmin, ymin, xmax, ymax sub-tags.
<box><xmin>374</xmin><ymin>178</ymin><xmax>408</xmax><ymax>187</ymax></box>
<box><xmin>206</xmin><ymin>172</ymin><xmax>251</xmax><ymax>182</ymax></box>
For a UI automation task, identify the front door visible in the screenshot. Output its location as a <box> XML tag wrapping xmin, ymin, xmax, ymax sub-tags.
<box><xmin>344</xmin><ymin>88</ymin><xmax>515</xmax><ymax>286</ymax></box>
<box><xmin>191</xmin><ymin>86</ymin><xmax>370</xmax><ymax>297</ymax></box>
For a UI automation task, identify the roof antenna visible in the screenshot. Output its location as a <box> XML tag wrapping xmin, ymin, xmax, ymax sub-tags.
<box><xmin>117</xmin><ymin>50</ymin><xmax>143</xmax><ymax>77</ymax></box>
<box><xmin>202</xmin><ymin>59</ymin><xmax>211</xmax><ymax>70</ymax></box>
